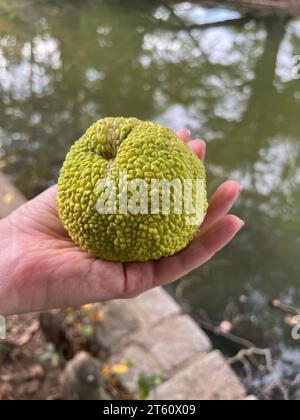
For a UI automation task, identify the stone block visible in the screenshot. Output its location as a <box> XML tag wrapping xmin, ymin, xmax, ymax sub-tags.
<box><xmin>130</xmin><ymin>287</ymin><xmax>181</xmax><ymax>327</ymax></box>
<box><xmin>95</xmin><ymin>301</ymin><xmax>140</xmax><ymax>351</ymax></box>
<box><xmin>131</xmin><ymin>315</ymin><xmax>211</xmax><ymax>375</ymax></box>
<box><xmin>150</xmin><ymin>350</ymin><xmax>246</xmax><ymax>400</ymax></box>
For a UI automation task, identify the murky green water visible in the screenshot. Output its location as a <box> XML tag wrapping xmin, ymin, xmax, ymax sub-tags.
<box><xmin>1</xmin><ymin>0</ymin><xmax>300</xmax><ymax>399</ymax></box>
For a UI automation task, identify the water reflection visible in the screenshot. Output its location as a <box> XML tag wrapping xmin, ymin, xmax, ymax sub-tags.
<box><xmin>0</xmin><ymin>0</ymin><xmax>300</xmax><ymax>398</ymax></box>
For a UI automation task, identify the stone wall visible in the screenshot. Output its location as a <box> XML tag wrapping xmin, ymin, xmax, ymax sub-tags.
<box><xmin>100</xmin><ymin>287</ymin><xmax>247</xmax><ymax>400</ymax></box>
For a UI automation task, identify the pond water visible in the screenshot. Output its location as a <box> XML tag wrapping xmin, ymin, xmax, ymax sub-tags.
<box><xmin>0</xmin><ymin>0</ymin><xmax>300</xmax><ymax>399</ymax></box>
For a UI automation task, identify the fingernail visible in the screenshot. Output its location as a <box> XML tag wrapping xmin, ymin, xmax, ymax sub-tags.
<box><xmin>238</xmin><ymin>218</ymin><xmax>245</xmax><ymax>228</ymax></box>
<box><xmin>199</xmin><ymin>139</ymin><xmax>206</xmax><ymax>148</ymax></box>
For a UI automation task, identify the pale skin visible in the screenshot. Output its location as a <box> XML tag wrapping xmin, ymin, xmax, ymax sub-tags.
<box><xmin>0</xmin><ymin>131</ymin><xmax>244</xmax><ymax>315</ymax></box>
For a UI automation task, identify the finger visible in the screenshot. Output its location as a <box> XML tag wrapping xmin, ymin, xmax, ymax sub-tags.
<box><xmin>154</xmin><ymin>215</ymin><xmax>244</xmax><ymax>286</ymax></box>
<box><xmin>31</xmin><ymin>184</ymin><xmax>69</xmax><ymax>237</ymax></box>
<box><xmin>33</xmin><ymin>184</ymin><xmax>58</xmax><ymax>215</ymax></box>
<box><xmin>189</xmin><ymin>139</ymin><xmax>206</xmax><ymax>161</ymax></box>
<box><xmin>200</xmin><ymin>181</ymin><xmax>242</xmax><ymax>233</ymax></box>
<box><xmin>177</xmin><ymin>129</ymin><xmax>191</xmax><ymax>143</ymax></box>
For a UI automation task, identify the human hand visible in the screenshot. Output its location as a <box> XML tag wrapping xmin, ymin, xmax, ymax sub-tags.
<box><xmin>0</xmin><ymin>131</ymin><xmax>243</xmax><ymax>315</ymax></box>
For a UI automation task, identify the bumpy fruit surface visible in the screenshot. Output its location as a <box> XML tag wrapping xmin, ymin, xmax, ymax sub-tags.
<box><xmin>57</xmin><ymin>117</ymin><xmax>207</xmax><ymax>262</ymax></box>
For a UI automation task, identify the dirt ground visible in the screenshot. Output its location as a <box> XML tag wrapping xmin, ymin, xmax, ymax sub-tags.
<box><xmin>0</xmin><ymin>306</ymin><xmax>132</xmax><ymax>400</ymax></box>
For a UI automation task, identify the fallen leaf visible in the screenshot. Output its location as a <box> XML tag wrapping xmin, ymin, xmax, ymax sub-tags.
<box><xmin>102</xmin><ymin>362</ymin><xmax>129</xmax><ymax>376</ymax></box>
<box><xmin>3</xmin><ymin>193</ymin><xmax>15</xmax><ymax>205</ymax></box>
<box><xmin>28</xmin><ymin>364</ymin><xmax>44</xmax><ymax>380</ymax></box>
<box><xmin>13</xmin><ymin>320</ymin><xmax>40</xmax><ymax>346</ymax></box>
<box><xmin>89</xmin><ymin>308</ymin><xmax>105</xmax><ymax>323</ymax></box>
<box><xmin>284</xmin><ymin>314</ymin><xmax>300</xmax><ymax>327</ymax></box>
<box><xmin>102</xmin><ymin>364</ymin><xmax>111</xmax><ymax>376</ymax></box>
<box><xmin>81</xmin><ymin>304</ymin><xmax>94</xmax><ymax>315</ymax></box>
<box><xmin>1</xmin><ymin>373</ymin><xmax>13</xmax><ymax>382</ymax></box>
<box><xmin>111</xmin><ymin>363</ymin><xmax>129</xmax><ymax>374</ymax></box>
<box><xmin>18</xmin><ymin>379</ymin><xmax>40</xmax><ymax>396</ymax></box>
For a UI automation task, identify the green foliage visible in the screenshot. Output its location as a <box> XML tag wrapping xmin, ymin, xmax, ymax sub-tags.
<box><xmin>65</xmin><ymin>311</ymin><xmax>77</xmax><ymax>325</ymax></box>
<box><xmin>78</xmin><ymin>324</ymin><xmax>94</xmax><ymax>339</ymax></box>
<box><xmin>0</xmin><ymin>342</ymin><xmax>14</xmax><ymax>362</ymax></box>
<box><xmin>137</xmin><ymin>372</ymin><xmax>161</xmax><ymax>400</ymax></box>
<box><xmin>39</xmin><ymin>342</ymin><xmax>59</xmax><ymax>367</ymax></box>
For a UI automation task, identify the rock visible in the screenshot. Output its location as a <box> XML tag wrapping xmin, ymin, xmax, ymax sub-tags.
<box><xmin>39</xmin><ymin>312</ymin><xmax>73</xmax><ymax>359</ymax></box>
<box><xmin>245</xmin><ymin>395</ymin><xmax>258</xmax><ymax>400</ymax></box>
<box><xmin>61</xmin><ymin>352</ymin><xmax>110</xmax><ymax>400</ymax></box>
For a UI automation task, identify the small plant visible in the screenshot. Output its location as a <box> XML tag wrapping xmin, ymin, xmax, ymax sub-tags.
<box><xmin>64</xmin><ymin>311</ymin><xmax>77</xmax><ymax>325</ymax></box>
<box><xmin>40</xmin><ymin>342</ymin><xmax>59</xmax><ymax>367</ymax></box>
<box><xmin>0</xmin><ymin>342</ymin><xmax>14</xmax><ymax>362</ymax></box>
<box><xmin>137</xmin><ymin>372</ymin><xmax>161</xmax><ymax>400</ymax></box>
<box><xmin>78</xmin><ymin>324</ymin><xmax>94</xmax><ymax>339</ymax></box>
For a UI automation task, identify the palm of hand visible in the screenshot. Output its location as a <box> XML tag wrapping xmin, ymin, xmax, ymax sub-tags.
<box><xmin>1</xmin><ymin>132</ymin><xmax>243</xmax><ymax>314</ymax></box>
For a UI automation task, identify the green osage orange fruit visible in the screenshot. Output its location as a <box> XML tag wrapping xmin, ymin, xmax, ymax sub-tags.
<box><xmin>57</xmin><ymin>117</ymin><xmax>208</xmax><ymax>262</ymax></box>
